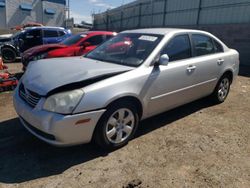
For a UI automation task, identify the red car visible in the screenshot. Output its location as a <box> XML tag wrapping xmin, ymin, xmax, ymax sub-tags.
<box><xmin>22</xmin><ymin>31</ymin><xmax>117</xmax><ymax>70</ymax></box>
<box><xmin>11</xmin><ymin>22</ymin><xmax>43</xmax><ymax>31</ymax></box>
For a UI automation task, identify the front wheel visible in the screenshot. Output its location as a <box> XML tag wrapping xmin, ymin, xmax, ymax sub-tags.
<box><xmin>211</xmin><ymin>76</ymin><xmax>231</xmax><ymax>103</ymax></box>
<box><xmin>94</xmin><ymin>101</ymin><xmax>139</xmax><ymax>150</ymax></box>
<box><xmin>1</xmin><ymin>47</ymin><xmax>17</xmax><ymax>63</ymax></box>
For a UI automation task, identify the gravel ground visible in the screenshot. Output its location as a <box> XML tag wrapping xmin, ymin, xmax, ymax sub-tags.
<box><xmin>0</xmin><ymin>63</ymin><xmax>250</xmax><ymax>188</ymax></box>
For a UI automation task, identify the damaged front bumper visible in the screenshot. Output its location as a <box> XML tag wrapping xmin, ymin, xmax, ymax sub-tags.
<box><xmin>13</xmin><ymin>87</ymin><xmax>106</xmax><ymax>146</ymax></box>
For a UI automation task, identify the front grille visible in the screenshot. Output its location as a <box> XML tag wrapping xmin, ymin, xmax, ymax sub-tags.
<box><xmin>19</xmin><ymin>83</ymin><xmax>41</xmax><ymax>108</ymax></box>
<box><xmin>21</xmin><ymin>117</ymin><xmax>55</xmax><ymax>141</ymax></box>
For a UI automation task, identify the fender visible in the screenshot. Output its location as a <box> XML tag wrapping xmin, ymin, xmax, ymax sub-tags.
<box><xmin>46</xmin><ymin>71</ymin><xmax>129</xmax><ymax>97</ymax></box>
<box><xmin>1</xmin><ymin>43</ymin><xmax>18</xmax><ymax>55</ymax></box>
<box><xmin>1</xmin><ymin>43</ymin><xmax>20</xmax><ymax>59</ymax></box>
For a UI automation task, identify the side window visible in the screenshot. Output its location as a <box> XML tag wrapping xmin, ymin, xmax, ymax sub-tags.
<box><xmin>161</xmin><ymin>34</ymin><xmax>192</xmax><ymax>62</ymax></box>
<box><xmin>44</xmin><ymin>30</ymin><xmax>59</xmax><ymax>38</ymax></box>
<box><xmin>213</xmin><ymin>39</ymin><xmax>224</xmax><ymax>53</ymax></box>
<box><xmin>105</xmin><ymin>35</ymin><xmax>113</xmax><ymax>41</ymax></box>
<box><xmin>192</xmin><ymin>34</ymin><xmax>215</xmax><ymax>56</ymax></box>
<box><xmin>58</xmin><ymin>30</ymin><xmax>66</xmax><ymax>37</ymax></box>
<box><xmin>84</xmin><ymin>35</ymin><xmax>104</xmax><ymax>46</ymax></box>
<box><xmin>25</xmin><ymin>29</ymin><xmax>41</xmax><ymax>39</ymax></box>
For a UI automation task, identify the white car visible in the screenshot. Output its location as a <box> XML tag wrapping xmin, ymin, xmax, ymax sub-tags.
<box><xmin>13</xmin><ymin>28</ymin><xmax>239</xmax><ymax>149</ymax></box>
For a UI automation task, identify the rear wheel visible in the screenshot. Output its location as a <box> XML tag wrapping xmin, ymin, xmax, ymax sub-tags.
<box><xmin>94</xmin><ymin>101</ymin><xmax>139</xmax><ymax>150</ymax></box>
<box><xmin>1</xmin><ymin>47</ymin><xmax>17</xmax><ymax>63</ymax></box>
<box><xmin>211</xmin><ymin>75</ymin><xmax>231</xmax><ymax>103</ymax></box>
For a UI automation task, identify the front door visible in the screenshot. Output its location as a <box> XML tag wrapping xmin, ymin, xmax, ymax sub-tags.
<box><xmin>21</xmin><ymin>29</ymin><xmax>42</xmax><ymax>52</ymax></box>
<box><xmin>146</xmin><ymin>34</ymin><xmax>198</xmax><ymax>117</ymax></box>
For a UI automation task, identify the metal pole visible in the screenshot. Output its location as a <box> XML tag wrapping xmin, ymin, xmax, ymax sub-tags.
<box><xmin>5</xmin><ymin>0</ymin><xmax>8</xmax><ymax>28</ymax></box>
<box><xmin>197</xmin><ymin>0</ymin><xmax>202</xmax><ymax>26</ymax></box>
<box><xmin>120</xmin><ymin>10</ymin><xmax>123</xmax><ymax>31</ymax></box>
<box><xmin>163</xmin><ymin>0</ymin><xmax>167</xmax><ymax>27</ymax></box>
<box><xmin>151</xmin><ymin>0</ymin><xmax>153</xmax><ymax>27</ymax></box>
<box><xmin>68</xmin><ymin>0</ymin><xmax>70</xmax><ymax>19</ymax></box>
<box><xmin>138</xmin><ymin>3</ymin><xmax>141</xmax><ymax>28</ymax></box>
<box><xmin>106</xmin><ymin>11</ymin><xmax>109</xmax><ymax>31</ymax></box>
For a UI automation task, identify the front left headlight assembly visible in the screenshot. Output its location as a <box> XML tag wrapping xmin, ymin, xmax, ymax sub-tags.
<box><xmin>43</xmin><ymin>89</ymin><xmax>84</xmax><ymax>114</ymax></box>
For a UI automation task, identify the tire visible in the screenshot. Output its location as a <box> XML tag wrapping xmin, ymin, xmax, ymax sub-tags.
<box><xmin>1</xmin><ymin>47</ymin><xmax>17</xmax><ymax>63</ymax></box>
<box><xmin>211</xmin><ymin>75</ymin><xmax>231</xmax><ymax>104</ymax></box>
<box><xmin>10</xmin><ymin>85</ymin><xmax>16</xmax><ymax>91</ymax></box>
<box><xmin>94</xmin><ymin>101</ymin><xmax>139</xmax><ymax>150</ymax></box>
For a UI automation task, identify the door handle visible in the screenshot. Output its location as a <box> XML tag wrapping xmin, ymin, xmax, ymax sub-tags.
<box><xmin>187</xmin><ymin>65</ymin><xmax>196</xmax><ymax>73</ymax></box>
<box><xmin>217</xmin><ymin>59</ymin><xmax>224</xmax><ymax>65</ymax></box>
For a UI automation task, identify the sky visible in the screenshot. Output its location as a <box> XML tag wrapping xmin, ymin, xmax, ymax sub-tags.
<box><xmin>70</xmin><ymin>0</ymin><xmax>135</xmax><ymax>24</ymax></box>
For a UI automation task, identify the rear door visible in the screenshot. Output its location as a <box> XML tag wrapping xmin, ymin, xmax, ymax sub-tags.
<box><xmin>43</xmin><ymin>29</ymin><xmax>60</xmax><ymax>44</ymax></box>
<box><xmin>188</xmin><ymin>34</ymin><xmax>226</xmax><ymax>97</ymax></box>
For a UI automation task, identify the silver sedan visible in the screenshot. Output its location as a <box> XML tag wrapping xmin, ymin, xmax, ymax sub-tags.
<box><xmin>13</xmin><ymin>28</ymin><xmax>239</xmax><ymax>149</ymax></box>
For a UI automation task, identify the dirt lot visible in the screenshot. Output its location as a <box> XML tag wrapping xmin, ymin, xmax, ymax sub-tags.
<box><xmin>0</xmin><ymin>63</ymin><xmax>250</xmax><ymax>188</ymax></box>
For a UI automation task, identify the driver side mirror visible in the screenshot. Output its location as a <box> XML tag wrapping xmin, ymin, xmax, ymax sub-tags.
<box><xmin>156</xmin><ymin>54</ymin><xmax>169</xmax><ymax>66</ymax></box>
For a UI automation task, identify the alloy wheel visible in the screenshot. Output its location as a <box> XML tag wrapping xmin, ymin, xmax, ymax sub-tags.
<box><xmin>105</xmin><ymin>108</ymin><xmax>135</xmax><ymax>144</ymax></box>
<box><xmin>218</xmin><ymin>78</ymin><xmax>230</xmax><ymax>101</ymax></box>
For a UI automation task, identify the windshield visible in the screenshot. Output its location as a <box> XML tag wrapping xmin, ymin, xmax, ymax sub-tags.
<box><xmin>12</xmin><ymin>30</ymin><xmax>23</xmax><ymax>39</ymax></box>
<box><xmin>85</xmin><ymin>33</ymin><xmax>163</xmax><ymax>67</ymax></box>
<box><xmin>62</xmin><ymin>33</ymin><xmax>87</xmax><ymax>46</ymax></box>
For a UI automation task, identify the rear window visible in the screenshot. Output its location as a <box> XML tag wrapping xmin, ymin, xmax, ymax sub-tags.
<box><xmin>44</xmin><ymin>30</ymin><xmax>58</xmax><ymax>38</ymax></box>
<box><xmin>58</xmin><ymin>31</ymin><xmax>65</xmax><ymax>37</ymax></box>
<box><xmin>192</xmin><ymin>34</ymin><xmax>215</xmax><ymax>56</ymax></box>
<box><xmin>105</xmin><ymin>35</ymin><xmax>114</xmax><ymax>40</ymax></box>
<box><xmin>62</xmin><ymin>33</ymin><xmax>87</xmax><ymax>46</ymax></box>
<box><xmin>214</xmin><ymin>39</ymin><xmax>224</xmax><ymax>53</ymax></box>
<box><xmin>84</xmin><ymin>35</ymin><xmax>104</xmax><ymax>46</ymax></box>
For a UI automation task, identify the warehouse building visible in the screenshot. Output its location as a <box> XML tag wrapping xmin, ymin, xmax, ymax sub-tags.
<box><xmin>0</xmin><ymin>0</ymin><xmax>66</xmax><ymax>29</ymax></box>
<box><xmin>93</xmin><ymin>0</ymin><xmax>250</xmax><ymax>65</ymax></box>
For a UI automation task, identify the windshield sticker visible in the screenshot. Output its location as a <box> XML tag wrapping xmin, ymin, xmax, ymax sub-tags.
<box><xmin>80</xmin><ymin>34</ymin><xmax>87</xmax><ymax>38</ymax></box>
<box><xmin>139</xmin><ymin>35</ymin><xmax>158</xmax><ymax>42</ymax></box>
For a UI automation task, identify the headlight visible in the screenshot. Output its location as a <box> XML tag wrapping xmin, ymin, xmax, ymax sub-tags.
<box><xmin>43</xmin><ymin>89</ymin><xmax>84</xmax><ymax>114</ymax></box>
<box><xmin>33</xmin><ymin>52</ymin><xmax>48</xmax><ymax>61</ymax></box>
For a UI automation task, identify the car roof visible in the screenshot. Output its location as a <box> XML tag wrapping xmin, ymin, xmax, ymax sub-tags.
<box><xmin>25</xmin><ymin>26</ymin><xmax>66</xmax><ymax>31</ymax></box>
<box><xmin>85</xmin><ymin>31</ymin><xmax>116</xmax><ymax>35</ymax></box>
<box><xmin>122</xmin><ymin>28</ymin><xmax>207</xmax><ymax>35</ymax></box>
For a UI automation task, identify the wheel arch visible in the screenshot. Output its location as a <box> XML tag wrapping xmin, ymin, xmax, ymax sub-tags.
<box><xmin>1</xmin><ymin>44</ymin><xmax>17</xmax><ymax>53</ymax></box>
<box><xmin>105</xmin><ymin>95</ymin><xmax>143</xmax><ymax>120</ymax></box>
<box><xmin>221</xmin><ymin>69</ymin><xmax>234</xmax><ymax>84</ymax></box>
<box><xmin>1</xmin><ymin>44</ymin><xmax>18</xmax><ymax>62</ymax></box>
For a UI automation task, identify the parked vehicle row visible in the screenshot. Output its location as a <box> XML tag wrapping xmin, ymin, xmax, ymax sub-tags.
<box><xmin>0</xmin><ymin>26</ymin><xmax>72</xmax><ymax>63</ymax></box>
<box><xmin>13</xmin><ymin>28</ymin><xmax>239</xmax><ymax>150</ymax></box>
<box><xmin>22</xmin><ymin>31</ymin><xmax>117</xmax><ymax>70</ymax></box>
<box><xmin>0</xmin><ymin>22</ymin><xmax>44</xmax><ymax>46</ymax></box>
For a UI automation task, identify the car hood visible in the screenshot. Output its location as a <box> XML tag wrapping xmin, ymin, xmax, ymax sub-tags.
<box><xmin>0</xmin><ymin>34</ymin><xmax>12</xmax><ymax>43</ymax></box>
<box><xmin>23</xmin><ymin>44</ymin><xmax>67</xmax><ymax>59</ymax></box>
<box><xmin>0</xmin><ymin>34</ymin><xmax>13</xmax><ymax>38</ymax></box>
<box><xmin>22</xmin><ymin>56</ymin><xmax>134</xmax><ymax>96</ymax></box>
